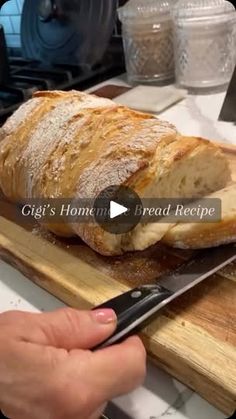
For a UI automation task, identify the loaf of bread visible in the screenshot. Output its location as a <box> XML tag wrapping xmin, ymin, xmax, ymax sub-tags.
<box><xmin>0</xmin><ymin>90</ymin><xmax>232</xmax><ymax>255</ymax></box>
<box><xmin>162</xmin><ymin>183</ymin><xmax>236</xmax><ymax>249</ymax></box>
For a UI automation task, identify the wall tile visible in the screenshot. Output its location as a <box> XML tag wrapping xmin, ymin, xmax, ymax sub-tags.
<box><xmin>0</xmin><ymin>15</ymin><xmax>13</xmax><ymax>33</ymax></box>
<box><xmin>0</xmin><ymin>0</ymin><xmax>19</xmax><ymax>15</ymax></box>
<box><xmin>5</xmin><ymin>33</ymin><xmax>21</xmax><ymax>47</ymax></box>
<box><xmin>10</xmin><ymin>15</ymin><xmax>21</xmax><ymax>33</ymax></box>
<box><xmin>16</xmin><ymin>0</ymin><xmax>24</xmax><ymax>12</ymax></box>
<box><xmin>0</xmin><ymin>0</ymin><xmax>23</xmax><ymax>47</ymax></box>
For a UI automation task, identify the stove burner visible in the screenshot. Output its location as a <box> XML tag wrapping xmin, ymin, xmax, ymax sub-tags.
<box><xmin>0</xmin><ymin>56</ymin><xmax>124</xmax><ymax>125</ymax></box>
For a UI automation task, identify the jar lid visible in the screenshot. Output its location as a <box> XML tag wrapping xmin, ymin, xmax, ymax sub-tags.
<box><xmin>118</xmin><ymin>0</ymin><xmax>171</xmax><ymax>24</ymax></box>
<box><xmin>173</xmin><ymin>0</ymin><xmax>236</xmax><ymax>20</ymax></box>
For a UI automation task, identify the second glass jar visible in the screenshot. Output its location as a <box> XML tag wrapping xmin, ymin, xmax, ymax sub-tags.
<box><xmin>118</xmin><ymin>0</ymin><xmax>175</xmax><ymax>84</ymax></box>
<box><xmin>172</xmin><ymin>0</ymin><xmax>236</xmax><ymax>90</ymax></box>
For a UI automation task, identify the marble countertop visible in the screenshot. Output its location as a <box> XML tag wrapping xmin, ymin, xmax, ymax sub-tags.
<box><xmin>0</xmin><ymin>76</ymin><xmax>235</xmax><ymax>419</ymax></box>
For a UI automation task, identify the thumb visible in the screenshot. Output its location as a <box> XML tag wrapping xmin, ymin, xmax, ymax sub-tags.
<box><xmin>27</xmin><ymin>308</ymin><xmax>117</xmax><ymax>350</ymax></box>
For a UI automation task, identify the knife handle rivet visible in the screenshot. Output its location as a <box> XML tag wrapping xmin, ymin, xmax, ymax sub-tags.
<box><xmin>131</xmin><ymin>291</ymin><xmax>142</xmax><ymax>299</ymax></box>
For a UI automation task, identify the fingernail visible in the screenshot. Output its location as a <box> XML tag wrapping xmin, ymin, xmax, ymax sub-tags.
<box><xmin>92</xmin><ymin>308</ymin><xmax>117</xmax><ymax>325</ymax></box>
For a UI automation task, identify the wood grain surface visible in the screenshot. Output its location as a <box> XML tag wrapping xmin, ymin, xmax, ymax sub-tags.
<box><xmin>0</xmin><ymin>86</ymin><xmax>235</xmax><ymax>415</ymax></box>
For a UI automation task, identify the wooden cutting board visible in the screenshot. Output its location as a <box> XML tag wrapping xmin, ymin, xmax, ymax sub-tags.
<box><xmin>0</xmin><ymin>86</ymin><xmax>236</xmax><ymax>416</ymax></box>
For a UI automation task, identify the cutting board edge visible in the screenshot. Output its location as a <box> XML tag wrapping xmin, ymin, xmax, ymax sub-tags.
<box><xmin>0</xmin><ymin>245</ymin><xmax>92</xmax><ymax>310</ymax></box>
<box><xmin>0</xmin><ymin>231</ymin><xmax>235</xmax><ymax>416</ymax></box>
<box><xmin>1</xmin><ymin>235</ymin><xmax>235</xmax><ymax>416</ymax></box>
<box><xmin>0</xmin><ymin>216</ymin><xmax>130</xmax><ymax>304</ymax></box>
<box><xmin>147</xmin><ymin>348</ymin><xmax>236</xmax><ymax>416</ymax></box>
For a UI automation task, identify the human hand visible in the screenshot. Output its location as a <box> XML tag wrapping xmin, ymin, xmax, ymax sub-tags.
<box><xmin>0</xmin><ymin>308</ymin><xmax>146</xmax><ymax>419</ymax></box>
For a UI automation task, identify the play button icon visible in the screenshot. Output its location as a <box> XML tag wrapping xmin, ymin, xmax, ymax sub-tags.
<box><xmin>110</xmin><ymin>201</ymin><xmax>128</xmax><ymax>219</ymax></box>
<box><xmin>94</xmin><ymin>185</ymin><xmax>143</xmax><ymax>235</ymax></box>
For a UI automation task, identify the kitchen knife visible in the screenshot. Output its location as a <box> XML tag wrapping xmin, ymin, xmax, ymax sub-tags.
<box><xmin>93</xmin><ymin>244</ymin><xmax>236</xmax><ymax>350</ymax></box>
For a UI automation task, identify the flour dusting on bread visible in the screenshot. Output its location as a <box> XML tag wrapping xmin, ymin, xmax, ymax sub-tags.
<box><xmin>0</xmin><ymin>90</ymin><xmax>233</xmax><ymax>256</ymax></box>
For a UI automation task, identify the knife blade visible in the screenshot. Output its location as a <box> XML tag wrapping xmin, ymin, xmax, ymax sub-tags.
<box><xmin>93</xmin><ymin>244</ymin><xmax>236</xmax><ymax>350</ymax></box>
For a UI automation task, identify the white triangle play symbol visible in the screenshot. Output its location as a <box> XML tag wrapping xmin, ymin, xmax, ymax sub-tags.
<box><xmin>110</xmin><ymin>201</ymin><xmax>128</xmax><ymax>219</ymax></box>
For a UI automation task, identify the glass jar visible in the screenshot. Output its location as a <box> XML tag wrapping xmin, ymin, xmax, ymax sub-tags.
<box><xmin>172</xmin><ymin>0</ymin><xmax>236</xmax><ymax>90</ymax></box>
<box><xmin>118</xmin><ymin>0</ymin><xmax>175</xmax><ymax>84</ymax></box>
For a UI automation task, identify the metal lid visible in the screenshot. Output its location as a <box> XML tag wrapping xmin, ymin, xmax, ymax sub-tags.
<box><xmin>173</xmin><ymin>0</ymin><xmax>236</xmax><ymax>20</ymax></box>
<box><xmin>118</xmin><ymin>0</ymin><xmax>171</xmax><ymax>24</ymax></box>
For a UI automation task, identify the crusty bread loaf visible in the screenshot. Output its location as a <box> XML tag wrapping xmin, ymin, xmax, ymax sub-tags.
<box><xmin>162</xmin><ymin>183</ymin><xmax>236</xmax><ymax>249</ymax></box>
<box><xmin>0</xmin><ymin>90</ymin><xmax>232</xmax><ymax>255</ymax></box>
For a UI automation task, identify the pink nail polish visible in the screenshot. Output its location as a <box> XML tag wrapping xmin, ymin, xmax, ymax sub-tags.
<box><xmin>92</xmin><ymin>308</ymin><xmax>117</xmax><ymax>324</ymax></box>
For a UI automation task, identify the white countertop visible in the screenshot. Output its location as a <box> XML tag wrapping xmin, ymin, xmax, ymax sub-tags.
<box><xmin>1</xmin><ymin>76</ymin><xmax>235</xmax><ymax>419</ymax></box>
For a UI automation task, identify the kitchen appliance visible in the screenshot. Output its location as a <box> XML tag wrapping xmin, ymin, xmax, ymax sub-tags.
<box><xmin>94</xmin><ymin>244</ymin><xmax>236</xmax><ymax>349</ymax></box>
<box><xmin>0</xmin><ymin>0</ymin><xmax>127</xmax><ymax>125</ymax></box>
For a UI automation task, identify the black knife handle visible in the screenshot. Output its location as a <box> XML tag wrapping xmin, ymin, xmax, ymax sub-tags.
<box><xmin>93</xmin><ymin>285</ymin><xmax>172</xmax><ymax>350</ymax></box>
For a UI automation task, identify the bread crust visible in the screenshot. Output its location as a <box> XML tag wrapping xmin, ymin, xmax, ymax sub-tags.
<box><xmin>0</xmin><ymin>90</ymin><xmax>232</xmax><ymax>255</ymax></box>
